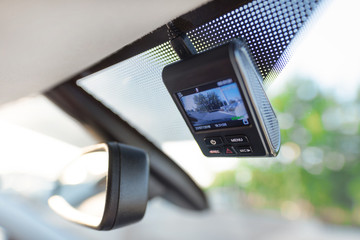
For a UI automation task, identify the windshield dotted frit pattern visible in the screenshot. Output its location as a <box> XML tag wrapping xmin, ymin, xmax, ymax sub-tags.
<box><xmin>78</xmin><ymin>0</ymin><xmax>322</xmax><ymax>146</ymax></box>
<box><xmin>187</xmin><ymin>0</ymin><xmax>320</xmax><ymax>83</ymax></box>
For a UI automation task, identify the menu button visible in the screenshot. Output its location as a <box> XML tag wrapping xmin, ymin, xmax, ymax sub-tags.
<box><xmin>226</xmin><ymin>135</ymin><xmax>249</xmax><ymax>144</ymax></box>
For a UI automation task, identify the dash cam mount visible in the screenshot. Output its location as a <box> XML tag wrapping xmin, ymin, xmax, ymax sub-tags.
<box><xmin>162</xmin><ymin>39</ymin><xmax>280</xmax><ymax>157</ymax></box>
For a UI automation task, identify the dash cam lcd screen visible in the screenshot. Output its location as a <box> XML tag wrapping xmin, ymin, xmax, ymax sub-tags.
<box><xmin>177</xmin><ymin>78</ymin><xmax>250</xmax><ymax>131</ymax></box>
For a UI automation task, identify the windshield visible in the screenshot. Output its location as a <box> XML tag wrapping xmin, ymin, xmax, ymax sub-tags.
<box><xmin>77</xmin><ymin>0</ymin><xmax>360</xmax><ymax>228</ymax></box>
<box><xmin>1</xmin><ymin>0</ymin><xmax>360</xmax><ymax>239</ymax></box>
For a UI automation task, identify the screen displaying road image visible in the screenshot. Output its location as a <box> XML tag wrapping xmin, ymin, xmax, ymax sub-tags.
<box><xmin>177</xmin><ymin>78</ymin><xmax>250</xmax><ymax>131</ymax></box>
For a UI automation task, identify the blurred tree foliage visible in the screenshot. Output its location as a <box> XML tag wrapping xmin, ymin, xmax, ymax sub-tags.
<box><xmin>193</xmin><ymin>92</ymin><xmax>224</xmax><ymax>112</ymax></box>
<box><xmin>211</xmin><ymin>78</ymin><xmax>360</xmax><ymax>225</ymax></box>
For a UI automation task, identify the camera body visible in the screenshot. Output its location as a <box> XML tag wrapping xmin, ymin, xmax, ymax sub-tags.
<box><xmin>162</xmin><ymin>39</ymin><xmax>280</xmax><ymax>157</ymax></box>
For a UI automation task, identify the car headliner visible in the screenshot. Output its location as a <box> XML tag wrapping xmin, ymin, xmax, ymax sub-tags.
<box><xmin>0</xmin><ymin>0</ymin><xmax>209</xmax><ymax>105</ymax></box>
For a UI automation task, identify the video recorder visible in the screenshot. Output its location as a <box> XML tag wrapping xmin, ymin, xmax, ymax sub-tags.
<box><xmin>162</xmin><ymin>39</ymin><xmax>280</xmax><ymax>157</ymax></box>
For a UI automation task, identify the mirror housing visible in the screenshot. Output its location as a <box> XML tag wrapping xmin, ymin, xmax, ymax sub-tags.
<box><xmin>48</xmin><ymin>142</ymin><xmax>149</xmax><ymax>230</ymax></box>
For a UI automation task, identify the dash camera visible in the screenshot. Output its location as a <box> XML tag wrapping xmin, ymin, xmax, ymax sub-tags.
<box><xmin>162</xmin><ymin>39</ymin><xmax>280</xmax><ymax>157</ymax></box>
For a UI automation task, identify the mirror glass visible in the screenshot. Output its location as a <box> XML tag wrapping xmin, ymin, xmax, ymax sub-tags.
<box><xmin>49</xmin><ymin>148</ymin><xmax>109</xmax><ymax>227</ymax></box>
<box><xmin>49</xmin><ymin>142</ymin><xmax>150</xmax><ymax>230</ymax></box>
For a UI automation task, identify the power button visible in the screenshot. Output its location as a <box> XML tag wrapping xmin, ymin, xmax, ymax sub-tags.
<box><xmin>204</xmin><ymin>137</ymin><xmax>223</xmax><ymax>146</ymax></box>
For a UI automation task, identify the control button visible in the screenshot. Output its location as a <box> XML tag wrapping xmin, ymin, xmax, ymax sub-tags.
<box><xmin>207</xmin><ymin>147</ymin><xmax>222</xmax><ymax>155</ymax></box>
<box><xmin>226</xmin><ymin>135</ymin><xmax>249</xmax><ymax>144</ymax></box>
<box><xmin>204</xmin><ymin>137</ymin><xmax>223</xmax><ymax>146</ymax></box>
<box><xmin>238</xmin><ymin>146</ymin><xmax>252</xmax><ymax>154</ymax></box>
<box><xmin>224</xmin><ymin>146</ymin><xmax>236</xmax><ymax>155</ymax></box>
<box><xmin>242</xmin><ymin>119</ymin><xmax>249</xmax><ymax>125</ymax></box>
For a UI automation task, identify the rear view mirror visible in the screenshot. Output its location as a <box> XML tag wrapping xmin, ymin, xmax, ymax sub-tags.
<box><xmin>48</xmin><ymin>142</ymin><xmax>149</xmax><ymax>230</ymax></box>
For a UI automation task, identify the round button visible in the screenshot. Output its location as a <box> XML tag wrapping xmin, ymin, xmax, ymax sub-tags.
<box><xmin>204</xmin><ymin>137</ymin><xmax>223</xmax><ymax>146</ymax></box>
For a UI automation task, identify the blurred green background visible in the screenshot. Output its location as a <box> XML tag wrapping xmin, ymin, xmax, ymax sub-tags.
<box><xmin>211</xmin><ymin>78</ymin><xmax>360</xmax><ymax>226</ymax></box>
